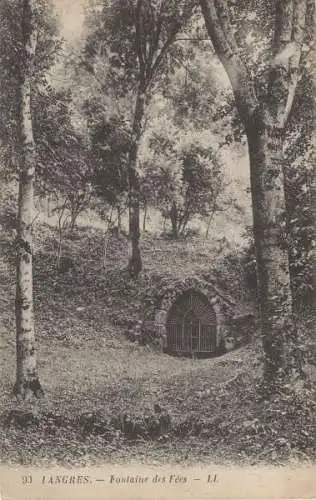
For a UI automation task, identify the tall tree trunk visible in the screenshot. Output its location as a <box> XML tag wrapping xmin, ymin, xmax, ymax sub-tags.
<box><xmin>128</xmin><ymin>144</ymin><xmax>142</xmax><ymax>277</ymax></box>
<box><xmin>311</xmin><ymin>154</ymin><xmax>316</xmax><ymax>329</ymax></box>
<box><xmin>199</xmin><ymin>0</ymin><xmax>308</xmax><ymax>385</ymax></box>
<box><xmin>14</xmin><ymin>0</ymin><xmax>43</xmax><ymax>399</ymax></box>
<box><xmin>310</xmin><ymin>5</ymin><xmax>316</xmax><ymax>331</ymax></box>
<box><xmin>128</xmin><ymin>87</ymin><xmax>145</xmax><ymax>278</ymax></box>
<box><xmin>245</xmin><ymin>115</ymin><xmax>293</xmax><ymax>379</ymax></box>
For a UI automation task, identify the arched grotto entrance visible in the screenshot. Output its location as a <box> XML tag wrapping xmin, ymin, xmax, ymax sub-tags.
<box><xmin>165</xmin><ymin>289</ymin><xmax>218</xmax><ymax>357</ymax></box>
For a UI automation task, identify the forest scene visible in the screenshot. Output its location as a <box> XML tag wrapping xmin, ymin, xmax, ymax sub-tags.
<box><xmin>0</xmin><ymin>0</ymin><xmax>315</xmax><ymax>467</ymax></box>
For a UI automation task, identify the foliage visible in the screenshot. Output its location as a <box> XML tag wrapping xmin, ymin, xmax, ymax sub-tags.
<box><xmin>81</xmin><ymin>0</ymin><xmax>199</xmax><ymax>171</ymax></box>
<box><xmin>146</xmin><ymin>132</ymin><xmax>226</xmax><ymax>237</ymax></box>
<box><xmin>34</xmin><ymin>85</ymin><xmax>93</xmax><ymax>230</ymax></box>
<box><xmin>0</xmin><ymin>0</ymin><xmax>62</xmax><ymax>177</ymax></box>
<box><xmin>82</xmin><ymin>0</ymin><xmax>198</xmax><ymax>276</ymax></box>
<box><xmin>285</xmin><ymin>152</ymin><xmax>314</xmax><ymax>311</ymax></box>
<box><xmin>161</xmin><ymin>34</ymin><xmax>243</xmax><ymax>145</ymax></box>
<box><xmin>209</xmin><ymin>233</ymin><xmax>257</xmax><ymax>305</ymax></box>
<box><xmin>83</xmin><ymin>0</ymin><xmax>197</xmax><ymax>96</ymax></box>
<box><xmin>284</xmin><ymin>66</ymin><xmax>315</xmax><ymax>311</ymax></box>
<box><xmin>84</xmin><ymin>100</ymin><xmax>130</xmax><ymax>214</ymax></box>
<box><xmin>0</xmin><ymin>0</ymin><xmax>94</xmax><ymax>231</ymax></box>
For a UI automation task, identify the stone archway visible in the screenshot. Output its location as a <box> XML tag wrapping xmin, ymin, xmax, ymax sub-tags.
<box><xmin>165</xmin><ymin>289</ymin><xmax>217</xmax><ymax>357</ymax></box>
<box><xmin>155</xmin><ymin>283</ymin><xmax>225</xmax><ymax>356</ymax></box>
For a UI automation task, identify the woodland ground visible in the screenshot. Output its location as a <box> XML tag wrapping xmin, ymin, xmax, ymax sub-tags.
<box><xmin>0</xmin><ymin>219</ymin><xmax>315</xmax><ymax>467</ymax></box>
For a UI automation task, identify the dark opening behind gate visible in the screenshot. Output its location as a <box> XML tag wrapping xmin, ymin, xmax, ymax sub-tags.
<box><xmin>165</xmin><ymin>290</ymin><xmax>217</xmax><ymax>357</ymax></box>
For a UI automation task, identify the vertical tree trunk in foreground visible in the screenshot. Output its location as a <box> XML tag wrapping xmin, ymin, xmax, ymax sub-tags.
<box><xmin>200</xmin><ymin>0</ymin><xmax>308</xmax><ymax>384</ymax></box>
<box><xmin>310</xmin><ymin>1</ymin><xmax>316</xmax><ymax>333</ymax></box>
<box><xmin>311</xmin><ymin>149</ymin><xmax>316</xmax><ymax>332</ymax></box>
<box><xmin>128</xmin><ymin>142</ymin><xmax>142</xmax><ymax>278</ymax></box>
<box><xmin>245</xmin><ymin>116</ymin><xmax>292</xmax><ymax>378</ymax></box>
<box><xmin>311</xmin><ymin>157</ymin><xmax>316</xmax><ymax>331</ymax></box>
<box><xmin>14</xmin><ymin>0</ymin><xmax>43</xmax><ymax>399</ymax></box>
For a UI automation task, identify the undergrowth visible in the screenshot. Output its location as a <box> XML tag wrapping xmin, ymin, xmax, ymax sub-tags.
<box><xmin>0</xmin><ymin>224</ymin><xmax>315</xmax><ymax>466</ymax></box>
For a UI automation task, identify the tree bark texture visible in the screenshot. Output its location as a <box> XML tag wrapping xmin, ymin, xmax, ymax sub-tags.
<box><xmin>245</xmin><ymin>114</ymin><xmax>292</xmax><ymax>376</ymax></box>
<box><xmin>128</xmin><ymin>87</ymin><xmax>145</xmax><ymax>278</ymax></box>
<box><xmin>311</xmin><ymin>150</ymin><xmax>316</xmax><ymax>330</ymax></box>
<box><xmin>200</xmin><ymin>0</ymin><xmax>308</xmax><ymax>381</ymax></box>
<box><xmin>310</xmin><ymin>4</ymin><xmax>316</xmax><ymax>331</ymax></box>
<box><xmin>15</xmin><ymin>0</ymin><xmax>43</xmax><ymax>399</ymax></box>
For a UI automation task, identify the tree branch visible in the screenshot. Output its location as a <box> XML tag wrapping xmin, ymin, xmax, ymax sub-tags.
<box><xmin>148</xmin><ymin>29</ymin><xmax>178</xmax><ymax>83</ymax></box>
<box><xmin>145</xmin><ymin>3</ymin><xmax>163</xmax><ymax>74</ymax></box>
<box><xmin>199</xmin><ymin>0</ymin><xmax>258</xmax><ymax>123</ymax></box>
<box><xmin>135</xmin><ymin>0</ymin><xmax>146</xmax><ymax>86</ymax></box>
<box><xmin>148</xmin><ymin>4</ymin><xmax>195</xmax><ymax>84</ymax></box>
<box><xmin>268</xmin><ymin>0</ymin><xmax>308</xmax><ymax>127</ymax></box>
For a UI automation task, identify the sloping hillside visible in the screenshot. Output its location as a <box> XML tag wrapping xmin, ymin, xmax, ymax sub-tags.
<box><xmin>0</xmin><ymin>224</ymin><xmax>315</xmax><ymax>467</ymax></box>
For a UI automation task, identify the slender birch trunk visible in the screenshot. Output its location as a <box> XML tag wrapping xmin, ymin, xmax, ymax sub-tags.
<box><xmin>310</xmin><ymin>5</ymin><xmax>316</xmax><ymax>330</ymax></box>
<box><xmin>311</xmin><ymin>154</ymin><xmax>316</xmax><ymax>329</ymax></box>
<box><xmin>14</xmin><ymin>0</ymin><xmax>43</xmax><ymax>399</ymax></box>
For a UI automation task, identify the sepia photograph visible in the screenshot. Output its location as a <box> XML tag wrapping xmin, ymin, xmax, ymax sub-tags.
<box><xmin>0</xmin><ymin>0</ymin><xmax>315</xmax><ymax>499</ymax></box>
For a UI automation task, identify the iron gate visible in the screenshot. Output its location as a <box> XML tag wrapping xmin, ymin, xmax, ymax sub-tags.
<box><xmin>166</xmin><ymin>290</ymin><xmax>217</xmax><ymax>356</ymax></box>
